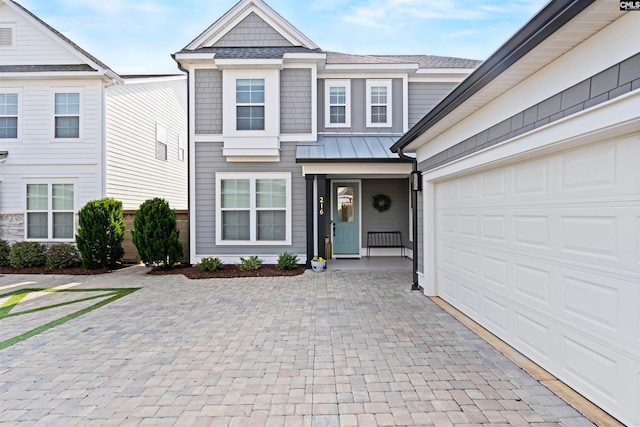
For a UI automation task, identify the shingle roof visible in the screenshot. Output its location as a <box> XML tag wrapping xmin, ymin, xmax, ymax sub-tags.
<box><xmin>0</xmin><ymin>64</ymin><xmax>96</xmax><ymax>73</ymax></box>
<box><xmin>326</xmin><ymin>52</ymin><xmax>481</xmax><ymax>68</ymax></box>
<box><xmin>7</xmin><ymin>0</ymin><xmax>114</xmax><ymax>74</ymax></box>
<box><xmin>375</xmin><ymin>55</ymin><xmax>482</xmax><ymax>69</ymax></box>
<box><xmin>296</xmin><ymin>136</ymin><xmax>411</xmax><ymax>162</ymax></box>
<box><xmin>177</xmin><ymin>46</ymin><xmax>322</xmax><ymax>59</ymax></box>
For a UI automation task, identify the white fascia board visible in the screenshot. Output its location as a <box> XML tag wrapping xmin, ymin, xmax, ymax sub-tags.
<box><xmin>420</xmin><ymin>90</ymin><xmax>640</xmax><ymax>182</ymax></box>
<box><xmin>283</xmin><ymin>53</ymin><xmax>326</xmax><ymax>62</ymax></box>
<box><xmin>301</xmin><ymin>163</ymin><xmax>411</xmax><ymax>176</ymax></box>
<box><xmin>318</xmin><ymin>72</ymin><xmax>408</xmax><ymax>80</ymax></box>
<box><xmin>324</xmin><ymin>63</ymin><xmax>418</xmax><ymax>72</ymax></box>
<box><xmin>122</xmin><ymin>75</ymin><xmax>186</xmax><ymax>85</ymax></box>
<box><xmin>0</xmin><ymin>71</ymin><xmax>107</xmax><ymax>80</ymax></box>
<box><xmin>415</xmin><ymin>68</ymin><xmax>476</xmax><ymax>75</ymax></box>
<box><xmin>408</xmin><ymin>75</ymin><xmax>467</xmax><ymax>83</ymax></box>
<box><xmin>214</xmin><ymin>58</ymin><xmax>283</xmax><ymax>69</ymax></box>
<box><xmin>174</xmin><ymin>52</ymin><xmax>216</xmax><ymax>62</ymax></box>
<box><xmin>187</xmin><ymin>0</ymin><xmax>318</xmax><ymax>50</ymax></box>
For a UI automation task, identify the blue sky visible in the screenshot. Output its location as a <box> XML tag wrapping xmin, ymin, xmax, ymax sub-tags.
<box><xmin>19</xmin><ymin>0</ymin><xmax>549</xmax><ymax>74</ymax></box>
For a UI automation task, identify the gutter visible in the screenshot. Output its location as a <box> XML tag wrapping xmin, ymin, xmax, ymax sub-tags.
<box><xmin>396</xmin><ymin>146</ymin><xmax>420</xmax><ymax>291</ymax></box>
<box><xmin>391</xmin><ymin>0</ymin><xmax>595</xmax><ymax>153</ymax></box>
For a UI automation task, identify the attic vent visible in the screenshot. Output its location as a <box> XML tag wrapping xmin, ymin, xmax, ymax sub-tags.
<box><xmin>0</xmin><ymin>25</ymin><xmax>15</xmax><ymax>47</ymax></box>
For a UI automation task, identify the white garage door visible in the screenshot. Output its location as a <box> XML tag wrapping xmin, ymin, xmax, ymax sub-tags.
<box><xmin>434</xmin><ymin>135</ymin><xmax>640</xmax><ymax>425</ymax></box>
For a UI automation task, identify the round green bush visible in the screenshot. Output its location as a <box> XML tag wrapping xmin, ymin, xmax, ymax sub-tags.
<box><xmin>277</xmin><ymin>252</ymin><xmax>299</xmax><ymax>270</ymax></box>
<box><xmin>198</xmin><ymin>257</ymin><xmax>223</xmax><ymax>272</ymax></box>
<box><xmin>0</xmin><ymin>240</ymin><xmax>10</xmax><ymax>266</ymax></box>
<box><xmin>9</xmin><ymin>241</ymin><xmax>47</xmax><ymax>268</ymax></box>
<box><xmin>46</xmin><ymin>243</ymin><xmax>81</xmax><ymax>270</ymax></box>
<box><xmin>132</xmin><ymin>198</ymin><xmax>183</xmax><ymax>269</ymax></box>
<box><xmin>76</xmin><ymin>198</ymin><xmax>125</xmax><ymax>269</ymax></box>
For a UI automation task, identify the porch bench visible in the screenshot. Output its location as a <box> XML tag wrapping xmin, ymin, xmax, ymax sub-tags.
<box><xmin>366</xmin><ymin>231</ymin><xmax>405</xmax><ymax>259</ymax></box>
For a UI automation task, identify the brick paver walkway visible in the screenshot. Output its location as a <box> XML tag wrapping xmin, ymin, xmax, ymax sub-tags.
<box><xmin>0</xmin><ymin>266</ymin><xmax>594</xmax><ymax>426</ymax></box>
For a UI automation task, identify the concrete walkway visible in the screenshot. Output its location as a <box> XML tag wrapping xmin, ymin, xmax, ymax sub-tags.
<box><xmin>0</xmin><ymin>266</ymin><xmax>595</xmax><ymax>426</ymax></box>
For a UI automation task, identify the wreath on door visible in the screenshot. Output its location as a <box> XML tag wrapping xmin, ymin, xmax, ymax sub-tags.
<box><xmin>372</xmin><ymin>194</ymin><xmax>391</xmax><ymax>212</ymax></box>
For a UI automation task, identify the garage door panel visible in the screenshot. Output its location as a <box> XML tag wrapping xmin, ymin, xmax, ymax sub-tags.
<box><xmin>514</xmin><ymin>311</ymin><xmax>552</xmax><ymax>364</ymax></box>
<box><xmin>433</xmin><ymin>136</ymin><xmax>639</xmax><ymax>425</ymax></box>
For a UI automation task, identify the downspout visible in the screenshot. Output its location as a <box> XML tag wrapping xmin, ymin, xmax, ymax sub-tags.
<box><xmin>397</xmin><ymin>146</ymin><xmax>420</xmax><ymax>291</ymax></box>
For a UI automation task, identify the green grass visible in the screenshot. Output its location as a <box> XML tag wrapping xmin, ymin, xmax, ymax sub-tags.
<box><xmin>0</xmin><ymin>287</ymin><xmax>139</xmax><ymax>350</ymax></box>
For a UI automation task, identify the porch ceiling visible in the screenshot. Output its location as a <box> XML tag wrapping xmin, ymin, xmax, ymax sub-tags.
<box><xmin>297</xmin><ymin>135</ymin><xmax>412</xmax><ymax>163</ymax></box>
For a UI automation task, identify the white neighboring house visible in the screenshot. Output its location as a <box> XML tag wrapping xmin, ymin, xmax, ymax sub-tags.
<box><xmin>0</xmin><ymin>0</ymin><xmax>187</xmax><ymax>244</ymax></box>
<box><xmin>392</xmin><ymin>1</ymin><xmax>640</xmax><ymax>425</ymax></box>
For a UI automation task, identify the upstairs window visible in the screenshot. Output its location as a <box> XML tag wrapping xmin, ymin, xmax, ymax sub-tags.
<box><xmin>54</xmin><ymin>92</ymin><xmax>80</xmax><ymax>138</ymax></box>
<box><xmin>325</xmin><ymin>80</ymin><xmax>350</xmax><ymax>128</ymax></box>
<box><xmin>0</xmin><ymin>93</ymin><xmax>18</xmax><ymax>138</ymax></box>
<box><xmin>26</xmin><ymin>183</ymin><xmax>75</xmax><ymax>240</ymax></box>
<box><xmin>236</xmin><ymin>79</ymin><xmax>264</xmax><ymax>131</ymax></box>
<box><xmin>366</xmin><ymin>80</ymin><xmax>392</xmax><ymax>127</ymax></box>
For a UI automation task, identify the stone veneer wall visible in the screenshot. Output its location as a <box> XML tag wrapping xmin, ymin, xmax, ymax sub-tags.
<box><xmin>0</xmin><ymin>213</ymin><xmax>24</xmax><ymax>243</ymax></box>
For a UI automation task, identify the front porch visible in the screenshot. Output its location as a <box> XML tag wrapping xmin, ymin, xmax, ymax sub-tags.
<box><xmin>325</xmin><ymin>256</ymin><xmax>412</xmax><ymax>270</ymax></box>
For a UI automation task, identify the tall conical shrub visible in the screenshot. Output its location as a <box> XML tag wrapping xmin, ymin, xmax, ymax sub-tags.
<box><xmin>76</xmin><ymin>198</ymin><xmax>125</xmax><ymax>269</ymax></box>
<box><xmin>131</xmin><ymin>198</ymin><xmax>183</xmax><ymax>269</ymax></box>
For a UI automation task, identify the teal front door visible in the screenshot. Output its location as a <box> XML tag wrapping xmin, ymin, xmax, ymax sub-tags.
<box><xmin>332</xmin><ymin>182</ymin><xmax>360</xmax><ymax>256</ymax></box>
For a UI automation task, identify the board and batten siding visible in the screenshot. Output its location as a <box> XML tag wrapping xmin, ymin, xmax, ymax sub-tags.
<box><xmin>105</xmin><ymin>77</ymin><xmax>188</xmax><ymax>210</ymax></box>
<box><xmin>0</xmin><ymin>5</ymin><xmax>80</xmax><ymax>65</ymax></box>
<box><xmin>194</xmin><ymin>142</ymin><xmax>306</xmax><ymax>257</ymax></box>
<box><xmin>194</xmin><ymin>69</ymin><xmax>223</xmax><ymax>135</ymax></box>
<box><xmin>407</xmin><ymin>82</ymin><xmax>458</xmax><ymax>128</ymax></box>
<box><xmin>0</xmin><ymin>78</ymin><xmax>104</xmax><ymax>241</ymax></box>
<box><xmin>280</xmin><ymin>68</ymin><xmax>312</xmax><ymax>134</ymax></box>
<box><xmin>318</xmin><ymin>78</ymin><xmax>404</xmax><ymax>134</ymax></box>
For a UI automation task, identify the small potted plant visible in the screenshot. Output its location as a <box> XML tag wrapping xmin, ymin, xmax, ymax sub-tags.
<box><xmin>310</xmin><ymin>256</ymin><xmax>326</xmax><ymax>272</ymax></box>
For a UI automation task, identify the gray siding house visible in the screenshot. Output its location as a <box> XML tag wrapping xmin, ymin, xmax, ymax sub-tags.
<box><xmin>174</xmin><ymin>0</ymin><xmax>479</xmax><ymax>266</ymax></box>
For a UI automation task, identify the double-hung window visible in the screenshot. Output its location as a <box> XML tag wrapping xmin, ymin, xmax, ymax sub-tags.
<box><xmin>0</xmin><ymin>93</ymin><xmax>18</xmax><ymax>139</ymax></box>
<box><xmin>156</xmin><ymin>123</ymin><xmax>168</xmax><ymax>160</ymax></box>
<box><xmin>366</xmin><ymin>80</ymin><xmax>392</xmax><ymax>127</ymax></box>
<box><xmin>325</xmin><ymin>80</ymin><xmax>350</xmax><ymax>128</ymax></box>
<box><xmin>26</xmin><ymin>183</ymin><xmax>75</xmax><ymax>240</ymax></box>
<box><xmin>54</xmin><ymin>92</ymin><xmax>80</xmax><ymax>138</ymax></box>
<box><xmin>236</xmin><ymin>79</ymin><xmax>264</xmax><ymax>131</ymax></box>
<box><xmin>217</xmin><ymin>173</ymin><xmax>291</xmax><ymax>245</ymax></box>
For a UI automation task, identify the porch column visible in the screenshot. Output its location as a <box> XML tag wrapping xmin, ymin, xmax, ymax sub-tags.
<box><xmin>316</xmin><ymin>175</ymin><xmax>327</xmax><ymax>260</ymax></box>
<box><xmin>305</xmin><ymin>175</ymin><xmax>314</xmax><ymax>268</ymax></box>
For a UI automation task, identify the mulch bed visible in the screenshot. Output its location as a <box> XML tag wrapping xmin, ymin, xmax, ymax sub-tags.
<box><xmin>147</xmin><ymin>263</ymin><xmax>306</xmax><ymax>279</ymax></box>
<box><xmin>0</xmin><ymin>264</ymin><xmax>125</xmax><ymax>275</ymax></box>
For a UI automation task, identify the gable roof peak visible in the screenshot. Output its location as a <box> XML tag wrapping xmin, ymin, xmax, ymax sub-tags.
<box><xmin>184</xmin><ymin>0</ymin><xmax>318</xmax><ymax>51</ymax></box>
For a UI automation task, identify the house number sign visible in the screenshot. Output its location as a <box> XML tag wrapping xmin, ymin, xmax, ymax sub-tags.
<box><xmin>319</xmin><ymin>197</ymin><xmax>324</xmax><ymax>216</ymax></box>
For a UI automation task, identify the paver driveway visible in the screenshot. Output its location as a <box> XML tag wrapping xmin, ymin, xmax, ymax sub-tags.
<box><xmin>0</xmin><ymin>266</ymin><xmax>594</xmax><ymax>426</ymax></box>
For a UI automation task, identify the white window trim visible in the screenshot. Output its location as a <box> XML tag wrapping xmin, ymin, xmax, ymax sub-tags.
<box><xmin>215</xmin><ymin>172</ymin><xmax>292</xmax><ymax>246</ymax></box>
<box><xmin>51</xmin><ymin>88</ymin><xmax>83</xmax><ymax>142</ymax></box>
<box><xmin>0</xmin><ymin>88</ymin><xmax>21</xmax><ymax>140</ymax></box>
<box><xmin>222</xmin><ymin>69</ymin><xmax>279</xmax><ymax>138</ymax></box>
<box><xmin>366</xmin><ymin>79</ymin><xmax>392</xmax><ymax>128</ymax></box>
<box><xmin>325</xmin><ymin>79</ymin><xmax>351</xmax><ymax>128</ymax></box>
<box><xmin>23</xmin><ymin>180</ymin><xmax>77</xmax><ymax>242</ymax></box>
<box><xmin>0</xmin><ymin>23</ymin><xmax>16</xmax><ymax>49</ymax></box>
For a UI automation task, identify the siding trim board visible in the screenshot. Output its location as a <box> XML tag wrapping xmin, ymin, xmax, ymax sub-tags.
<box><xmin>419</xmin><ymin>52</ymin><xmax>640</xmax><ymax>172</ymax></box>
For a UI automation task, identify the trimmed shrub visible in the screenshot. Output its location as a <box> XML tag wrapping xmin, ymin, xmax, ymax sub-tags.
<box><xmin>198</xmin><ymin>257</ymin><xmax>223</xmax><ymax>272</ymax></box>
<box><xmin>277</xmin><ymin>252</ymin><xmax>299</xmax><ymax>270</ymax></box>
<box><xmin>9</xmin><ymin>241</ymin><xmax>46</xmax><ymax>268</ymax></box>
<box><xmin>0</xmin><ymin>240</ymin><xmax>10</xmax><ymax>266</ymax></box>
<box><xmin>46</xmin><ymin>243</ymin><xmax>81</xmax><ymax>270</ymax></box>
<box><xmin>76</xmin><ymin>198</ymin><xmax>125</xmax><ymax>269</ymax></box>
<box><xmin>238</xmin><ymin>255</ymin><xmax>262</xmax><ymax>271</ymax></box>
<box><xmin>131</xmin><ymin>198</ymin><xmax>183</xmax><ymax>269</ymax></box>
